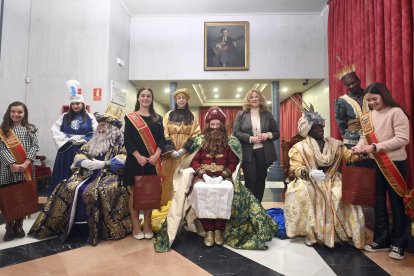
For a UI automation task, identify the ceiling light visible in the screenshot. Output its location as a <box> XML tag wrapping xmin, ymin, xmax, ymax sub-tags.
<box><xmin>164</xmin><ymin>88</ymin><xmax>170</xmax><ymax>93</ymax></box>
<box><xmin>213</xmin><ymin>88</ymin><xmax>219</xmax><ymax>92</ymax></box>
<box><xmin>267</xmin><ymin>101</ymin><xmax>271</xmax><ymax>105</ymax></box>
<box><xmin>235</xmin><ymin>94</ymin><xmax>240</xmax><ymax>98</ymax></box>
<box><xmin>281</xmin><ymin>87</ymin><xmax>288</xmax><ymax>93</ymax></box>
<box><xmin>237</xmin><ymin>87</ymin><xmax>243</xmax><ymax>92</ymax></box>
<box><xmin>214</xmin><ymin>94</ymin><xmax>219</xmax><ymax>98</ymax></box>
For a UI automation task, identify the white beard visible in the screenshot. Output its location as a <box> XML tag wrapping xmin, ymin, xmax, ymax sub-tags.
<box><xmin>87</xmin><ymin>124</ymin><xmax>122</xmax><ymax>157</ymax></box>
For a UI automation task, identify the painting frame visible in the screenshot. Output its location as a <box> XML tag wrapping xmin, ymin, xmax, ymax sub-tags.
<box><xmin>204</xmin><ymin>21</ymin><xmax>249</xmax><ymax>71</ymax></box>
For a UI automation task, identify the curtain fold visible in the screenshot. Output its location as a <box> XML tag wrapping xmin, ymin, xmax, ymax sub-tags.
<box><xmin>328</xmin><ymin>0</ymin><xmax>414</xmax><ymax>188</ymax></box>
<box><xmin>280</xmin><ymin>93</ymin><xmax>302</xmax><ymax>140</ymax></box>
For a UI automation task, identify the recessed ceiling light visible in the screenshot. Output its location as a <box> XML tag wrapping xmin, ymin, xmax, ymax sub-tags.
<box><xmin>281</xmin><ymin>87</ymin><xmax>288</xmax><ymax>93</ymax></box>
<box><xmin>214</xmin><ymin>94</ymin><xmax>219</xmax><ymax>98</ymax></box>
<box><xmin>237</xmin><ymin>87</ymin><xmax>243</xmax><ymax>92</ymax></box>
<box><xmin>235</xmin><ymin>94</ymin><xmax>240</xmax><ymax>98</ymax></box>
<box><xmin>267</xmin><ymin>101</ymin><xmax>271</xmax><ymax>105</ymax></box>
<box><xmin>213</xmin><ymin>88</ymin><xmax>219</xmax><ymax>92</ymax></box>
<box><xmin>164</xmin><ymin>88</ymin><xmax>170</xmax><ymax>93</ymax></box>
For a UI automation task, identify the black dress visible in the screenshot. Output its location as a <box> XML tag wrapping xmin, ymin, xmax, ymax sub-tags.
<box><xmin>123</xmin><ymin>114</ymin><xmax>166</xmax><ymax>186</ymax></box>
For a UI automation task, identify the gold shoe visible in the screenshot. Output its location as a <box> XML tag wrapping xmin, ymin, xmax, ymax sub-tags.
<box><xmin>214</xmin><ymin>230</ymin><xmax>224</xmax><ymax>245</ymax></box>
<box><xmin>204</xmin><ymin>231</ymin><xmax>214</xmax><ymax>247</ymax></box>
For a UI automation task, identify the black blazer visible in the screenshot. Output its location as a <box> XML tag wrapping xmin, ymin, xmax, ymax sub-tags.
<box><xmin>233</xmin><ymin>110</ymin><xmax>280</xmax><ymax>166</ymax></box>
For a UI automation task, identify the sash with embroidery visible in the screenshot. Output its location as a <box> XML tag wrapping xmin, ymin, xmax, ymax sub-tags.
<box><xmin>360</xmin><ymin>111</ymin><xmax>414</xmax><ymax>234</ymax></box>
<box><xmin>0</xmin><ymin>129</ymin><xmax>33</xmax><ymax>181</ymax></box>
<box><xmin>126</xmin><ymin>112</ymin><xmax>164</xmax><ymax>178</ymax></box>
<box><xmin>340</xmin><ymin>94</ymin><xmax>364</xmax><ymax>118</ymax></box>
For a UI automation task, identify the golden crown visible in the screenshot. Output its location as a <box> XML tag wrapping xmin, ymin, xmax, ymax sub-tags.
<box><xmin>335</xmin><ymin>64</ymin><xmax>356</xmax><ymax>80</ymax></box>
<box><xmin>173</xmin><ymin>88</ymin><xmax>191</xmax><ymax>100</ymax></box>
<box><xmin>104</xmin><ymin>103</ymin><xmax>123</xmax><ymax>120</ymax></box>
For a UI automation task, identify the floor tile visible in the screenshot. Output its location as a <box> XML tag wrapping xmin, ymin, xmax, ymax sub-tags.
<box><xmin>172</xmin><ymin>230</ymin><xmax>280</xmax><ymax>275</ymax></box>
<box><xmin>0</xmin><ymin>213</ymin><xmax>52</xmax><ymax>250</ymax></box>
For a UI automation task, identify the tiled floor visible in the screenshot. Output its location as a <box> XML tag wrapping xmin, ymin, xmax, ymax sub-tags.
<box><xmin>0</xmin><ymin>182</ymin><xmax>413</xmax><ymax>275</ymax></box>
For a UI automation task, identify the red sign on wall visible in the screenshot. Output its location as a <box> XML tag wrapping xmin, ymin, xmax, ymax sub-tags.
<box><xmin>93</xmin><ymin>88</ymin><xmax>102</xmax><ymax>101</ymax></box>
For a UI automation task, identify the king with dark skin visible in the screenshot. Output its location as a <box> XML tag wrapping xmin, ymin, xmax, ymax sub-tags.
<box><xmin>334</xmin><ymin>71</ymin><xmax>366</xmax><ymax>148</ymax></box>
<box><xmin>308</xmin><ymin>124</ymin><xmax>325</xmax><ymax>152</ymax></box>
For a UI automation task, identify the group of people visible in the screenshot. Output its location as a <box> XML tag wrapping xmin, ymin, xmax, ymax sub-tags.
<box><xmin>0</xmin><ymin>82</ymin><xmax>279</xmax><ymax>251</ymax></box>
<box><xmin>284</xmin><ymin>66</ymin><xmax>410</xmax><ymax>260</ymax></box>
<box><xmin>0</xmin><ymin>73</ymin><xmax>411</xmax><ymax>260</ymax></box>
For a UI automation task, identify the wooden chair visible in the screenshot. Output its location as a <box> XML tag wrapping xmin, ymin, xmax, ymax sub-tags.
<box><xmin>34</xmin><ymin>155</ymin><xmax>52</xmax><ymax>187</ymax></box>
<box><xmin>280</xmin><ymin>134</ymin><xmax>304</xmax><ymax>199</ymax></box>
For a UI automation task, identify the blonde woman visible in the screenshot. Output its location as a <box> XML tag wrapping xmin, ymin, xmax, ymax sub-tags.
<box><xmin>233</xmin><ymin>89</ymin><xmax>280</xmax><ymax>202</ymax></box>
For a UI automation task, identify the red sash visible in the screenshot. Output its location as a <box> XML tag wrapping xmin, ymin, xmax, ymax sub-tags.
<box><xmin>126</xmin><ymin>112</ymin><xmax>163</xmax><ymax>178</ymax></box>
<box><xmin>360</xmin><ymin>112</ymin><xmax>414</xmax><ymax>234</ymax></box>
<box><xmin>0</xmin><ymin>129</ymin><xmax>32</xmax><ymax>181</ymax></box>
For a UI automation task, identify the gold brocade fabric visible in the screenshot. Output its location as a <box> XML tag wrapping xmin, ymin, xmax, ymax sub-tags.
<box><xmin>160</xmin><ymin>111</ymin><xmax>200</xmax><ymax>206</ymax></box>
<box><xmin>28</xmin><ymin>144</ymin><xmax>131</xmax><ymax>245</ymax></box>
<box><xmin>284</xmin><ymin>137</ymin><xmax>365</xmax><ymax>249</ymax></box>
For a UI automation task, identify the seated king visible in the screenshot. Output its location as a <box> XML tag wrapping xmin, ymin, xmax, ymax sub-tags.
<box><xmin>29</xmin><ymin>104</ymin><xmax>131</xmax><ymax>245</ymax></box>
<box><xmin>154</xmin><ymin>106</ymin><xmax>277</xmax><ymax>251</ymax></box>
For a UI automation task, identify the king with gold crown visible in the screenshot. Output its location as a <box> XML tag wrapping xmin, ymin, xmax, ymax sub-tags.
<box><xmin>29</xmin><ymin>102</ymin><xmax>132</xmax><ymax>245</ymax></box>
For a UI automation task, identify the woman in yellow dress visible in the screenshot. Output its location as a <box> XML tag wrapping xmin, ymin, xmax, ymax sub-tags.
<box><xmin>160</xmin><ymin>89</ymin><xmax>201</xmax><ymax>205</ymax></box>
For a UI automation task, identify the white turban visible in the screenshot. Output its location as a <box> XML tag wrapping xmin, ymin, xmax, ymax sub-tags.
<box><xmin>297</xmin><ymin>115</ymin><xmax>313</xmax><ymax>137</ymax></box>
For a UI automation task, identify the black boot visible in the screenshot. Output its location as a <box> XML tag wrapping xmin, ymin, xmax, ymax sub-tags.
<box><xmin>13</xmin><ymin>218</ymin><xmax>25</xmax><ymax>238</ymax></box>
<box><xmin>3</xmin><ymin>222</ymin><xmax>15</xmax><ymax>241</ymax></box>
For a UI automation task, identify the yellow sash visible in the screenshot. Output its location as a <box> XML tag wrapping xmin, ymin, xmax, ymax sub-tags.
<box><xmin>340</xmin><ymin>94</ymin><xmax>364</xmax><ymax>118</ymax></box>
<box><xmin>0</xmin><ymin>129</ymin><xmax>32</xmax><ymax>181</ymax></box>
<box><xmin>126</xmin><ymin>112</ymin><xmax>163</xmax><ymax>177</ymax></box>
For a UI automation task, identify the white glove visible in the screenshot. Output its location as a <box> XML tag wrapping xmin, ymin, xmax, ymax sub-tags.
<box><xmin>171</xmin><ymin>150</ymin><xmax>180</xmax><ymax>159</ymax></box>
<box><xmin>84</xmin><ymin>160</ymin><xmax>106</xmax><ymax>170</ymax></box>
<box><xmin>202</xmin><ymin>174</ymin><xmax>213</xmax><ymax>184</ymax></box>
<box><xmin>309</xmin><ymin>169</ymin><xmax>326</xmax><ymax>181</ymax></box>
<box><xmin>69</xmin><ymin>135</ymin><xmax>81</xmax><ymax>142</ymax></box>
<box><xmin>72</xmin><ymin>139</ymin><xmax>87</xmax><ymax>145</ymax></box>
<box><xmin>80</xmin><ymin>159</ymin><xmax>93</xmax><ymax>168</ymax></box>
<box><xmin>177</xmin><ymin>148</ymin><xmax>186</xmax><ymax>157</ymax></box>
<box><xmin>211</xmin><ymin>176</ymin><xmax>223</xmax><ymax>185</ymax></box>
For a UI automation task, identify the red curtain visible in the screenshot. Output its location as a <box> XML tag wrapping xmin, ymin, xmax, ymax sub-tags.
<box><xmin>328</xmin><ymin>0</ymin><xmax>414</xmax><ymax>188</ymax></box>
<box><xmin>199</xmin><ymin>106</ymin><xmax>242</xmax><ymax>135</ymax></box>
<box><xmin>280</xmin><ymin>93</ymin><xmax>302</xmax><ymax>140</ymax></box>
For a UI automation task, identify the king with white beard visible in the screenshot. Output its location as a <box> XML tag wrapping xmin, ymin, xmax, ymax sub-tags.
<box><xmin>29</xmin><ymin>105</ymin><xmax>131</xmax><ymax>245</ymax></box>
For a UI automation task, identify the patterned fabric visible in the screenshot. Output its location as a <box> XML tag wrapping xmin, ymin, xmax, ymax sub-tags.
<box><xmin>50</xmin><ymin>113</ymin><xmax>97</xmax><ymax>193</ymax></box>
<box><xmin>284</xmin><ymin>137</ymin><xmax>365</xmax><ymax>249</ymax></box>
<box><xmin>0</xmin><ymin>125</ymin><xmax>39</xmax><ymax>185</ymax></box>
<box><xmin>160</xmin><ymin>110</ymin><xmax>200</xmax><ymax>205</ymax></box>
<box><xmin>334</xmin><ymin>94</ymin><xmax>364</xmax><ymax>148</ymax></box>
<box><xmin>28</xmin><ymin>136</ymin><xmax>131</xmax><ymax>245</ymax></box>
<box><xmin>154</xmin><ymin>135</ymin><xmax>277</xmax><ymax>252</ymax></box>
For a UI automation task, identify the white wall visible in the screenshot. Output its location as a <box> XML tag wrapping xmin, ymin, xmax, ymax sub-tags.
<box><xmin>130</xmin><ymin>14</ymin><xmax>325</xmax><ymax>80</ymax></box>
<box><xmin>23</xmin><ymin>0</ymin><xmax>110</xmax><ymax>165</ymax></box>
<box><xmin>0</xmin><ymin>0</ymin><xmax>31</xmax><ymax>112</ymax></box>
<box><xmin>0</xmin><ymin>0</ymin><xmax>137</xmax><ymax>166</ymax></box>
<box><xmin>108</xmin><ymin>0</ymin><xmax>137</xmax><ymax>118</ymax></box>
<box><xmin>302</xmin><ymin>6</ymin><xmax>330</xmax><ymax>136</ymax></box>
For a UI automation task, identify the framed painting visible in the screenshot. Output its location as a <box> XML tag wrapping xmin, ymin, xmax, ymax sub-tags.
<box><xmin>204</xmin><ymin>21</ymin><xmax>249</xmax><ymax>71</ymax></box>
